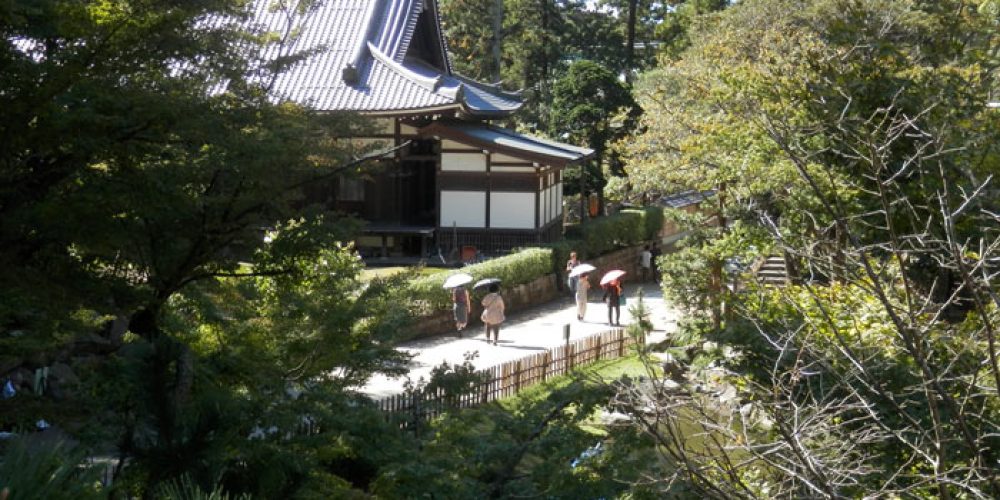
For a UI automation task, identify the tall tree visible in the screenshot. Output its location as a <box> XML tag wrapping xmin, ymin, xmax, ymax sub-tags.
<box><xmin>0</xmin><ymin>0</ymin><xmax>411</xmax><ymax>495</ymax></box>
<box><xmin>620</xmin><ymin>0</ymin><xmax>1000</xmax><ymax>496</ymax></box>
<box><xmin>439</xmin><ymin>0</ymin><xmax>501</xmax><ymax>80</ymax></box>
<box><xmin>550</xmin><ymin>60</ymin><xmax>641</xmax><ymax>212</ymax></box>
<box><xmin>655</xmin><ymin>0</ymin><xmax>730</xmax><ymax>58</ymax></box>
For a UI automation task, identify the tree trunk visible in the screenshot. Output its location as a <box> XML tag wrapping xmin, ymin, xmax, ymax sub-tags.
<box><xmin>625</xmin><ymin>0</ymin><xmax>638</xmax><ymax>84</ymax></box>
<box><xmin>492</xmin><ymin>0</ymin><xmax>503</xmax><ymax>82</ymax></box>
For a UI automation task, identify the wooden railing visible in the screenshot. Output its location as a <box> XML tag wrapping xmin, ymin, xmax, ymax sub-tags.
<box><xmin>376</xmin><ymin>327</ymin><xmax>640</xmax><ymax>426</ymax></box>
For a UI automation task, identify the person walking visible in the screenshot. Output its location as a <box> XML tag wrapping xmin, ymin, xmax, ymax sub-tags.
<box><xmin>575</xmin><ymin>272</ymin><xmax>591</xmax><ymax>321</ymax></box>
<box><xmin>565</xmin><ymin>251</ymin><xmax>580</xmax><ymax>294</ymax></box>
<box><xmin>452</xmin><ymin>285</ymin><xmax>471</xmax><ymax>335</ymax></box>
<box><xmin>481</xmin><ymin>283</ymin><xmax>506</xmax><ymax>345</ymax></box>
<box><xmin>602</xmin><ymin>278</ymin><xmax>623</xmax><ymax>326</ymax></box>
<box><xmin>639</xmin><ymin>245</ymin><xmax>652</xmax><ymax>282</ymax></box>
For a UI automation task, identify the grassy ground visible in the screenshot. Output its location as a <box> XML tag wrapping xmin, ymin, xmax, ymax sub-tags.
<box><xmin>499</xmin><ymin>354</ymin><xmax>660</xmax><ymax>410</ymax></box>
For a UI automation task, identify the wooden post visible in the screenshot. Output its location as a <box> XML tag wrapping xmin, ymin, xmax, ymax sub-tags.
<box><xmin>596</xmin><ymin>334</ymin><xmax>603</xmax><ymax>361</ymax></box>
<box><xmin>515</xmin><ymin>360</ymin><xmax>522</xmax><ymax>392</ymax></box>
<box><xmin>481</xmin><ymin>369</ymin><xmax>490</xmax><ymax>404</ymax></box>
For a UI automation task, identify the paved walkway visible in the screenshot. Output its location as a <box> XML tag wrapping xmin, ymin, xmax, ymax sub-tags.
<box><xmin>363</xmin><ymin>283</ymin><xmax>681</xmax><ymax>398</ymax></box>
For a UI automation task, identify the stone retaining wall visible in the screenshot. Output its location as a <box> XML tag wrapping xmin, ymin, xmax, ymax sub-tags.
<box><xmin>409</xmin><ymin>243</ymin><xmax>652</xmax><ymax>338</ymax></box>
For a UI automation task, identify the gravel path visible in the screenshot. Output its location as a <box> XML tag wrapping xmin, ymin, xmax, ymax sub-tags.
<box><xmin>363</xmin><ymin>283</ymin><xmax>681</xmax><ymax>398</ymax></box>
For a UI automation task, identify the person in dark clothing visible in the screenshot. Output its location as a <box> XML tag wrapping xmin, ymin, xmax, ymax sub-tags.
<box><xmin>602</xmin><ymin>279</ymin><xmax>623</xmax><ymax>326</ymax></box>
<box><xmin>650</xmin><ymin>243</ymin><xmax>662</xmax><ymax>283</ymax></box>
<box><xmin>452</xmin><ymin>285</ymin><xmax>471</xmax><ymax>335</ymax></box>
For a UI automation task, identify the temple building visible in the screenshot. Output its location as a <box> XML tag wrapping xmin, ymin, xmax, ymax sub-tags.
<box><xmin>247</xmin><ymin>0</ymin><xmax>593</xmax><ymax>260</ymax></box>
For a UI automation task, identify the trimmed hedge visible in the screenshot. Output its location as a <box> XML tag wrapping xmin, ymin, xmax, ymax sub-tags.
<box><xmin>405</xmin><ymin>206</ymin><xmax>665</xmax><ymax>311</ymax></box>
<box><xmin>627</xmin><ymin>206</ymin><xmax>666</xmax><ymax>242</ymax></box>
<box><xmin>407</xmin><ymin>247</ymin><xmax>553</xmax><ymax>311</ymax></box>
<box><xmin>566</xmin><ymin>207</ymin><xmax>665</xmax><ymax>257</ymax></box>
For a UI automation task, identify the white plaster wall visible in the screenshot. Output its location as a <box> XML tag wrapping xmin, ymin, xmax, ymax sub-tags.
<box><xmin>441</xmin><ymin>152</ymin><xmax>487</xmax><ymax>172</ymax></box>
<box><xmin>441</xmin><ymin>139</ymin><xmax>478</xmax><ymax>150</ymax></box>
<box><xmin>490</xmin><ymin>192</ymin><xmax>536</xmax><ymax>229</ymax></box>
<box><xmin>492</xmin><ymin>153</ymin><xmax>534</xmax><ymax>164</ymax></box>
<box><xmin>440</xmin><ymin>191</ymin><xmax>486</xmax><ymax>228</ymax></box>
<box><xmin>491</xmin><ymin>165</ymin><xmax>535</xmax><ymax>173</ymax></box>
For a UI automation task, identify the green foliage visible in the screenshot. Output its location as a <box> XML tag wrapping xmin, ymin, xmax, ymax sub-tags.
<box><xmin>621</xmin><ymin>0</ymin><xmax>1000</xmax><ymax>495</ymax></box>
<box><xmin>95</xmin><ymin>241</ymin><xmax>413</xmax><ymax>495</ymax></box>
<box><xmin>621</xmin><ymin>207</ymin><xmax>665</xmax><ymax>241</ymax></box>
<box><xmin>438</xmin><ymin>0</ymin><xmax>501</xmax><ymax>80</ymax></box>
<box><xmin>372</xmin><ymin>380</ymin><xmax>626</xmax><ymax>499</ymax></box>
<box><xmin>654</xmin><ymin>0</ymin><xmax>731</xmax><ymax>59</ymax></box>
<box><xmin>550</xmin><ymin>60</ymin><xmax>641</xmax><ymax>157</ymax></box>
<box><xmin>155</xmin><ymin>475</ymin><xmax>249</xmax><ymax>500</ymax></box>
<box><xmin>0</xmin><ymin>0</ymin><xmax>371</xmax><ymax>348</ymax></box>
<box><xmin>567</xmin><ymin>209</ymin><xmax>653</xmax><ymax>256</ymax></box>
<box><xmin>0</xmin><ymin>439</ymin><xmax>105</xmax><ymax>500</ymax></box>
<box><xmin>0</xmin><ymin>1</ymin><xmax>414</xmax><ymax>496</ymax></box>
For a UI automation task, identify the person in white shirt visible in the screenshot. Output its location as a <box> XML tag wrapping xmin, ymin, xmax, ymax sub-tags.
<box><xmin>639</xmin><ymin>245</ymin><xmax>652</xmax><ymax>282</ymax></box>
<box><xmin>480</xmin><ymin>284</ymin><xmax>506</xmax><ymax>345</ymax></box>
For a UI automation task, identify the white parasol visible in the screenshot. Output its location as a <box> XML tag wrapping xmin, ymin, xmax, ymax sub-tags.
<box><xmin>600</xmin><ymin>269</ymin><xmax>626</xmax><ymax>286</ymax></box>
<box><xmin>442</xmin><ymin>273</ymin><xmax>474</xmax><ymax>289</ymax></box>
<box><xmin>568</xmin><ymin>263</ymin><xmax>596</xmax><ymax>278</ymax></box>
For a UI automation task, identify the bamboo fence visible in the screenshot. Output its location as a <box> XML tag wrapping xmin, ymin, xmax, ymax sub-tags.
<box><xmin>376</xmin><ymin>327</ymin><xmax>640</xmax><ymax>427</ymax></box>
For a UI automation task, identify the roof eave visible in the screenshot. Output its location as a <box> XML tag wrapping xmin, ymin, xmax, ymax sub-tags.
<box><xmin>456</xmin><ymin>104</ymin><xmax>522</xmax><ymax>120</ymax></box>
<box><xmin>361</xmin><ymin>103</ymin><xmax>463</xmax><ymax>117</ymax></box>
<box><xmin>420</xmin><ymin>121</ymin><xmax>591</xmax><ymax>168</ymax></box>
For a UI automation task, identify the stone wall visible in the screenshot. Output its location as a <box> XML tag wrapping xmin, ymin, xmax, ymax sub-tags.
<box><xmin>409</xmin><ymin>274</ymin><xmax>561</xmax><ymax>337</ymax></box>
<box><xmin>409</xmin><ymin>243</ymin><xmax>651</xmax><ymax>339</ymax></box>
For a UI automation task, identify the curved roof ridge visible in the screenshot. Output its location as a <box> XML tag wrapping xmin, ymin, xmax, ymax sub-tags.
<box><xmin>451</xmin><ymin>73</ymin><xmax>522</xmax><ymax>100</ymax></box>
<box><xmin>394</xmin><ymin>0</ymin><xmax>425</xmax><ymax>63</ymax></box>
<box><xmin>368</xmin><ymin>41</ymin><xmax>443</xmax><ymax>93</ymax></box>
<box><xmin>373</xmin><ymin>0</ymin><xmax>423</xmax><ymax>62</ymax></box>
<box><xmin>343</xmin><ymin>0</ymin><xmax>384</xmax><ymax>84</ymax></box>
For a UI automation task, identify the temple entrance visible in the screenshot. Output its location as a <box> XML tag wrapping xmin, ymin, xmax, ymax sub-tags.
<box><xmin>357</xmin><ymin>145</ymin><xmax>437</xmax><ymax>259</ymax></box>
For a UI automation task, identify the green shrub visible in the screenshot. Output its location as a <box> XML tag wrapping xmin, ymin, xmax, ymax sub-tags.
<box><xmin>577</xmin><ymin>211</ymin><xmax>643</xmax><ymax>255</ymax></box>
<box><xmin>542</xmin><ymin>239</ymin><xmax>576</xmax><ymax>276</ymax></box>
<box><xmin>0</xmin><ymin>438</ymin><xmax>105</xmax><ymax>500</ymax></box>
<box><xmin>554</xmin><ymin>208</ymin><xmax>664</xmax><ymax>275</ymax></box>
<box><xmin>406</xmin><ymin>248</ymin><xmax>553</xmax><ymax>310</ymax></box>
<box><xmin>626</xmin><ymin>207</ymin><xmax>665</xmax><ymax>241</ymax></box>
<box><xmin>405</xmin><ymin>207</ymin><xmax>664</xmax><ymax>312</ymax></box>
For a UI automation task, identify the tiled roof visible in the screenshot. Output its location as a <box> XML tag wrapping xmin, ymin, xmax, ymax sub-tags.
<box><xmin>422</xmin><ymin>121</ymin><xmax>594</xmax><ymax>167</ymax></box>
<box><xmin>659</xmin><ymin>190</ymin><xmax>715</xmax><ymax>208</ymax></box>
<box><xmin>245</xmin><ymin>0</ymin><xmax>520</xmax><ymax>116</ymax></box>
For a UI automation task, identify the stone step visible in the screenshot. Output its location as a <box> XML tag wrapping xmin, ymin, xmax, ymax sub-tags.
<box><xmin>757</xmin><ymin>269</ymin><xmax>786</xmax><ymax>277</ymax></box>
<box><xmin>755</xmin><ymin>255</ymin><xmax>788</xmax><ymax>285</ymax></box>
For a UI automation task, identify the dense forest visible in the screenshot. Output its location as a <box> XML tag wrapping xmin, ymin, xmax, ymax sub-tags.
<box><xmin>2</xmin><ymin>0</ymin><xmax>999</xmax><ymax>498</ymax></box>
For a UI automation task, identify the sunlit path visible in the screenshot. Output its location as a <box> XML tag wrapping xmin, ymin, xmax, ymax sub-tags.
<box><xmin>362</xmin><ymin>283</ymin><xmax>680</xmax><ymax>398</ymax></box>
